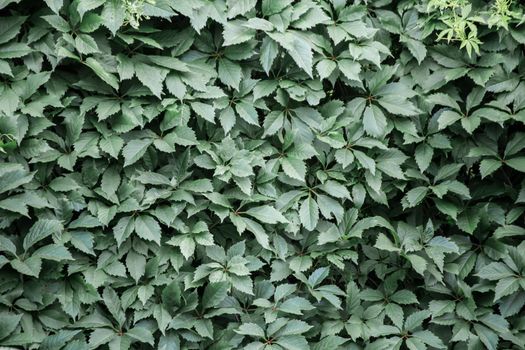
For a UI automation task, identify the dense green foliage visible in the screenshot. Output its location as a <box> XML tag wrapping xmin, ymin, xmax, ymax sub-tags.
<box><xmin>1</xmin><ymin>0</ymin><xmax>525</xmax><ymax>349</ymax></box>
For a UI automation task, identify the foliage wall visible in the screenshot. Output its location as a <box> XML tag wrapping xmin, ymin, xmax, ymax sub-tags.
<box><xmin>1</xmin><ymin>0</ymin><xmax>525</xmax><ymax>349</ymax></box>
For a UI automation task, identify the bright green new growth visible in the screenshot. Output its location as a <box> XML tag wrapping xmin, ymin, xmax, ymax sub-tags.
<box><xmin>0</xmin><ymin>0</ymin><xmax>525</xmax><ymax>349</ymax></box>
<box><xmin>427</xmin><ymin>0</ymin><xmax>523</xmax><ymax>55</ymax></box>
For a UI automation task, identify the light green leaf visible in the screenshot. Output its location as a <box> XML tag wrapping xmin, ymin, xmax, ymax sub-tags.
<box><xmin>268</xmin><ymin>31</ymin><xmax>313</xmax><ymax>76</ymax></box>
<box><xmin>281</xmin><ymin>157</ymin><xmax>306</xmax><ymax>181</ymax></box>
<box><xmin>235</xmin><ymin>323</ymin><xmax>265</xmax><ymax>338</ymax></box>
<box><xmin>134</xmin><ymin>215</ymin><xmax>161</xmax><ymax>245</ymax></box>
<box><xmin>438</xmin><ymin>110</ymin><xmax>462</xmax><ymax>130</ymax></box>
<box><xmin>202</xmin><ymin>282</ymin><xmax>229</xmax><ymax>309</ymax></box>
<box><xmin>126</xmin><ymin>251</ymin><xmax>146</xmax><ymax>283</ymax></box>
<box><xmin>245</xmin><ymin>205</ymin><xmax>288</xmax><ymax>224</ymax></box>
<box><xmin>0</xmin><ymin>16</ymin><xmax>26</xmax><ymax>45</ymax></box>
<box><xmin>218</xmin><ymin>59</ymin><xmax>242</xmax><ymax>90</ymax></box>
<box><xmin>134</xmin><ymin>62</ymin><xmax>167</xmax><ymax>98</ymax></box>
<box><xmin>299</xmin><ymin>196</ymin><xmax>319</xmax><ymax>231</ymax></box>
<box><xmin>84</xmin><ymin>57</ymin><xmax>119</xmax><ymax>90</ymax></box>
<box><xmin>363</xmin><ymin>104</ymin><xmax>387</xmax><ymax>137</ymax></box>
<box><xmin>101</xmin><ymin>0</ymin><xmax>125</xmax><ymax>35</ymax></box>
<box><xmin>122</xmin><ymin>139</ymin><xmax>152</xmax><ymax>167</ymax></box>
<box><xmin>23</xmin><ymin>219</ymin><xmax>63</xmax><ymax>251</ymax></box>
<box><xmin>338</xmin><ymin>59</ymin><xmax>361</xmax><ymax>81</ymax></box>
<box><xmin>506</xmin><ymin>157</ymin><xmax>525</xmax><ymax>172</ymax></box>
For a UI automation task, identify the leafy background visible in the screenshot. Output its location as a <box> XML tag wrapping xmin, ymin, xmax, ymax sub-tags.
<box><xmin>0</xmin><ymin>0</ymin><xmax>525</xmax><ymax>349</ymax></box>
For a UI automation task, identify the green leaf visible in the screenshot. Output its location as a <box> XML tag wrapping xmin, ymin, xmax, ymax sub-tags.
<box><xmin>404</xmin><ymin>187</ymin><xmax>428</xmax><ymax>208</ymax></box>
<box><xmin>126</xmin><ymin>251</ymin><xmax>146</xmax><ymax>283</ymax></box>
<box><xmin>260</xmin><ymin>36</ymin><xmax>279</xmax><ymax>74</ymax></box>
<box><xmin>75</xmin><ymin>33</ymin><xmax>99</xmax><ymax>54</ymax></box>
<box><xmin>374</xmin><ymin>233</ymin><xmax>399</xmax><ymax>252</ymax></box>
<box><xmin>480</xmin><ymin>159</ymin><xmax>502</xmax><ymax>178</ymax></box>
<box><xmin>44</xmin><ymin>0</ymin><xmax>63</xmax><ymax>13</ymax></box>
<box><xmin>134</xmin><ymin>215</ymin><xmax>161</xmax><ymax>245</ymax></box>
<box><xmin>404</xmin><ymin>310</ymin><xmax>430</xmax><ymax>331</ymax></box>
<box><xmin>477</xmin><ymin>262</ymin><xmax>514</xmax><ymax>280</ymax></box>
<box><xmin>506</xmin><ymin>157</ymin><xmax>525</xmax><ymax>172</ymax></box>
<box><xmin>122</xmin><ymin>139</ymin><xmax>152</xmax><ymax>167</ymax></box>
<box><xmin>385</xmin><ymin>303</ymin><xmax>404</xmax><ymax>328</ymax></box>
<box><xmin>218</xmin><ymin>59</ymin><xmax>242</xmax><ymax>90</ymax></box>
<box><xmin>0</xmin><ymin>42</ymin><xmax>31</xmax><ymax>58</ymax></box>
<box><xmin>235</xmin><ymin>323</ymin><xmax>265</xmax><ymax>338</ymax></box>
<box><xmin>338</xmin><ymin>59</ymin><xmax>361</xmax><ymax>81</ymax></box>
<box><xmin>134</xmin><ymin>62</ymin><xmax>167</xmax><ymax>98</ymax></box>
<box><xmin>363</xmin><ymin>104</ymin><xmax>387</xmax><ymax>137</ymax></box>
<box><xmin>126</xmin><ymin>327</ymin><xmax>154</xmax><ymax>346</ymax></box>
<box><xmin>415</xmin><ymin>143</ymin><xmax>433</xmax><ymax>173</ymax></box>
<box><xmin>317</xmin><ymin>59</ymin><xmax>337</xmax><ymax>80</ymax></box>
<box><xmin>276</xmin><ymin>335</ymin><xmax>309</xmax><ymax>350</ymax></box>
<box><xmin>429</xmin><ymin>300</ymin><xmax>455</xmax><ymax>317</ymax></box>
<box><xmin>493</xmin><ymin>225</ymin><xmax>525</xmax><ymax>239</ymax></box>
<box><xmin>191</xmin><ymin>102</ymin><xmax>216</xmax><ymax>123</ymax></box>
<box><xmin>299</xmin><ymin>196</ymin><xmax>319</xmax><ymax>231</ymax></box>
<box><xmin>0</xmin><ymin>16</ymin><xmax>26</xmax><ymax>45</ymax></box>
<box><xmin>101</xmin><ymin>0</ymin><xmax>125</xmax><ymax>35</ymax></box>
<box><xmin>0</xmin><ymin>312</ymin><xmax>22</xmax><ymax>340</ymax></box>
<box><xmin>236</xmin><ymin>100</ymin><xmax>259</xmax><ymax>125</ymax></box>
<box><xmin>494</xmin><ymin>277</ymin><xmax>520</xmax><ymax>301</ymax></box>
<box><xmin>412</xmin><ymin>330</ymin><xmax>445</xmax><ymax>349</ymax></box>
<box><xmin>171</xmin><ymin>125</ymin><xmax>198</xmax><ymax>146</ymax></box>
<box><xmin>405</xmin><ymin>38</ymin><xmax>427</xmax><ymax>64</ymax></box>
<box><xmin>84</xmin><ymin>57</ymin><xmax>119</xmax><ymax>90</ymax></box>
<box><xmin>10</xmin><ymin>256</ymin><xmax>42</xmax><ymax>277</ymax></box>
<box><xmin>202</xmin><ymin>282</ymin><xmax>229</xmax><ymax>309</ymax></box>
<box><xmin>438</xmin><ymin>110</ymin><xmax>462</xmax><ymax>130</ymax></box>
<box><xmin>457</xmin><ymin>208</ymin><xmax>481</xmax><ymax>234</ymax></box>
<box><xmin>245</xmin><ymin>205</ymin><xmax>288</xmax><ymax>224</ymax></box>
<box><xmin>268</xmin><ymin>31</ymin><xmax>313</xmax><ymax>76</ymax></box>
<box><xmin>223</xmin><ymin>21</ymin><xmax>255</xmax><ymax>46</ymax></box>
<box><xmin>33</xmin><ymin>244</ymin><xmax>73</xmax><ymax>261</ymax></box>
<box><xmin>23</xmin><ymin>219</ymin><xmax>63</xmax><ymax>251</ymax></box>
<box><xmin>42</xmin><ymin>14</ymin><xmax>70</xmax><ymax>32</ymax></box>
<box><xmin>77</xmin><ymin>0</ymin><xmax>105</xmax><ymax>19</ymax></box>
<box><xmin>281</xmin><ymin>157</ymin><xmax>306</xmax><ymax>181</ymax></box>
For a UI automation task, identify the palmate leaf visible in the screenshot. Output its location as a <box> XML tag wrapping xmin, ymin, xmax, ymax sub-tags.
<box><xmin>101</xmin><ymin>0</ymin><xmax>125</xmax><ymax>35</ymax></box>
<box><xmin>363</xmin><ymin>104</ymin><xmax>387</xmax><ymax>137</ymax></box>
<box><xmin>0</xmin><ymin>16</ymin><xmax>26</xmax><ymax>44</ymax></box>
<box><xmin>267</xmin><ymin>31</ymin><xmax>313</xmax><ymax>76</ymax></box>
<box><xmin>0</xmin><ymin>0</ymin><xmax>523</xmax><ymax>348</ymax></box>
<box><xmin>134</xmin><ymin>215</ymin><xmax>161</xmax><ymax>245</ymax></box>
<box><xmin>122</xmin><ymin>139</ymin><xmax>152</xmax><ymax>166</ymax></box>
<box><xmin>299</xmin><ymin>196</ymin><xmax>319</xmax><ymax>231</ymax></box>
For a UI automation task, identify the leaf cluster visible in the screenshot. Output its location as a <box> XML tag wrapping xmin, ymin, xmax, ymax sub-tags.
<box><xmin>0</xmin><ymin>0</ymin><xmax>525</xmax><ymax>349</ymax></box>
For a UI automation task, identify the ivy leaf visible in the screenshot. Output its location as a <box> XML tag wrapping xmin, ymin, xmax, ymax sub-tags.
<box><xmin>0</xmin><ymin>16</ymin><xmax>26</xmax><ymax>44</ymax></box>
<box><xmin>23</xmin><ymin>219</ymin><xmax>63</xmax><ymax>251</ymax></box>
<box><xmin>338</xmin><ymin>59</ymin><xmax>361</xmax><ymax>81</ymax></box>
<box><xmin>299</xmin><ymin>196</ymin><xmax>319</xmax><ymax>231</ymax></box>
<box><xmin>126</xmin><ymin>251</ymin><xmax>146</xmax><ymax>283</ymax></box>
<box><xmin>84</xmin><ymin>57</ymin><xmax>119</xmax><ymax>90</ymax></box>
<box><xmin>134</xmin><ymin>215</ymin><xmax>161</xmax><ymax>245</ymax></box>
<box><xmin>44</xmin><ymin>0</ymin><xmax>63</xmax><ymax>14</ymax></box>
<box><xmin>415</xmin><ymin>143</ymin><xmax>433</xmax><ymax>173</ymax></box>
<box><xmin>134</xmin><ymin>62</ymin><xmax>167</xmax><ymax>98</ymax></box>
<box><xmin>123</xmin><ymin>139</ymin><xmax>152</xmax><ymax>167</ymax></box>
<box><xmin>101</xmin><ymin>0</ymin><xmax>125</xmax><ymax>35</ymax></box>
<box><xmin>363</xmin><ymin>104</ymin><xmax>387</xmax><ymax>137</ymax></box>
<box><xmin>268</xmin><ymin>32</ymin><xmax>313</xmax><ymax>77</ymax></box>
<box><xmin>281</xmin><ymin>157</ymin><xmax>306</xmax><ymax>181</ymax></box>
<box><xmin>202</xmin><ymin>282</ymin><xmax>229</xmax><ymax>309</ymax></box>
<box><xmin>506</xmin><ymin>157</ymin><xmax>525</xmax><ymax>172</ymax></box>
<box><xmin>245</xmin><ymin>205</ymin><xmax>288</xmax><ymax>224</ymax></box>
<box><xmin>218</xmin><ymin>59</ymin><xmax>242</xmax><ymax>90</ymax></box>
